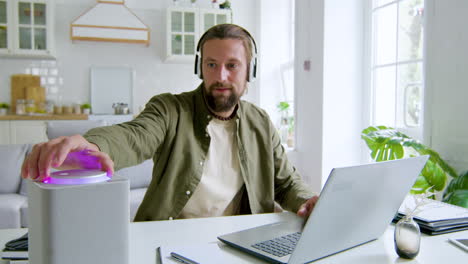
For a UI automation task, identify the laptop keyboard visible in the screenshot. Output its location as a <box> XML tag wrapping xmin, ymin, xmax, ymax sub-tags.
<box><xmin>251</xmin><ymin>232</ymin><xmax>302</xmax><ymax>257</ymax></box>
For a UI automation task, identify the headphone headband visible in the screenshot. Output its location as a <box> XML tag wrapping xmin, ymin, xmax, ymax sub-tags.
<box><xmin>194</xmin><ymin>24</ymin><xmax>257</xmax><ymax>82</ymax></box>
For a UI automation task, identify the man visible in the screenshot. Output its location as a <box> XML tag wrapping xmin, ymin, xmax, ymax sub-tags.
<box><xmin>22</xmin><ymin>24</ymin><xmax>318</xmax><ymax>221</ymax></box>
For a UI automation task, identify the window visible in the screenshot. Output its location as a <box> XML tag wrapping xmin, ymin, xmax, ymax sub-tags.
<box><xmin>370</xmin><ymin>0</ymin><xmax>424</xmax><ymax>139</ymax></box>
<box><xmin>259</xmin><ymin>0</ymin><xmax>295</xmax><ymax>149</ymax></box>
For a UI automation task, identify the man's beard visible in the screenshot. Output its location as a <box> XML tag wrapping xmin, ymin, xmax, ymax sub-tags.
<box><xmin>204</xmin><ymin>83</ymin><xmax>241</xmax><ymax>112</ymax></box>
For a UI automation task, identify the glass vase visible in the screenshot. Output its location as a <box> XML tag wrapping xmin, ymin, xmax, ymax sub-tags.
<box><xmin>394</xmin><ymin>215</ymin><xmax>421</xmax><ymax>259</ymax></box>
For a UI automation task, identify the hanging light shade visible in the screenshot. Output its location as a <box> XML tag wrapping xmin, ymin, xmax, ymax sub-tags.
<box><xmin>70</xmin><ymin>0</ymin><xmax>150</xmax><ymax>45</ymax></box>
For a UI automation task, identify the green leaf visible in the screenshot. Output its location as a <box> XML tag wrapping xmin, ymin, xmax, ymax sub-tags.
<box><xmin>411</xmin><ymin>175</ymin><xmax>431</xmax><ymax>194</ymax></box>
<box><xmin>361</xmin><ymin>125</ymin><xmax>458</xmax><ymax>195</ymax></box>
<box><xmin>443</xmin><ymin>190</ymin><xmax>468</xmax><ymax>208</ymax></box>
<box><xmin>277</xmin><ymin>102</ymin><xmax>290</xmax><ymax>112</ymax></box>
<box><xmin>443</xmin><ymin>171</ymin><xmax>468</xmax><ymax>199</ymax></box>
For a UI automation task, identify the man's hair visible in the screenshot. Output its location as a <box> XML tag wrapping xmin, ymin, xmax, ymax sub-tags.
<box><xmin>198</xmin><ymin>24</ymin><xmax>255</xmax><ymax>63</ymax></box>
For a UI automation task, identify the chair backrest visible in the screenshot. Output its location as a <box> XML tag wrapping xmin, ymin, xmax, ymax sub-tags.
<box><xmin>46</xmin><ymin>120</ymin><xmax>107</xmax><ymax>139</ymax></box>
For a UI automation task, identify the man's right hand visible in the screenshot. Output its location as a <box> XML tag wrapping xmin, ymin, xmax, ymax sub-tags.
<box><xmin>21</xmin><ymin>135</ymin><xmax>114</xmax><ymax>182</ymax></box>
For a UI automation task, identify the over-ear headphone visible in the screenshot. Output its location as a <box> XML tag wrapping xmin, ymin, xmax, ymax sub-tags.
<box><xmin>194</xmin><ymin>25</ymin><xmax>258</xmax><ymax>82</ymax></box>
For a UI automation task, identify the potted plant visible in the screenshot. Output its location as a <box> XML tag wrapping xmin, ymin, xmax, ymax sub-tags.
<box><xmin>219</xmin><ymin>0</ymin><xmax>231</xmax><ymax>9</ymax></box>
<box><xmin>361</xmin><ymin>125</ymin><xmax>467</xmax><ymax>208</ymax></box>
<box><xmin>81</xmin><ymin>103</ymin><xmax>91</xmax><ymax>115</ymax></box>
<box><xmin>0</xmin><ymin>103</ymin><xmax>9</xmax><ymax>115</ymax></box>
<box><xmin>277</xmin><ymin>101</ymin><xmax>294</xmax><ymax>147</ymax></box>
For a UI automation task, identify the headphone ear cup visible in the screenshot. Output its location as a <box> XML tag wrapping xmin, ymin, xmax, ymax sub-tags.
<box><xmin>248</xmin><ymin>57</ymin><xmax>257</xmax><ymax>82</ymax></box>
<box><xmin>194</xmin><ymin>53</ymin><xmax>203</xmax><ymax>79</ymax></box>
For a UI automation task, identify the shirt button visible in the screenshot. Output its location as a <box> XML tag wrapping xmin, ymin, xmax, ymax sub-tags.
<box><xmin>169</xmin><ymin>217</ymin><xmax>173</xmax><ymax>220</ymax></box>
<box><xmin>205</xmin><ymin>133</ymin><xmax>209</xmax><ymax>137</ymax></box>
<box><xmin>206</xmin><ymin>115</ymin><xmax>211</xmax><ymax>119</ymax></box>
<box><xmin>200</xmin><ymin>161</ymin><xmax>204</xmax><ymax>166</ymax></box>
<box><xmin>186</xmin><ymin>190</ymin><xmax>191</xmax><ymax>196</ymax></box>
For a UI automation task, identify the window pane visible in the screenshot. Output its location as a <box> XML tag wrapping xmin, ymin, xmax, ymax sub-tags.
<box><xmin>204</xmin><ymin>14</ymin><xmax>214</xmax><ymax>31</ymax></box>
<box><xmin>398</xmin><ymin>0</ymin><xmax>424</xmax><ymax>61</ymax></box>
<box><xmin>19</xmin><ymin>27</ymin><xmax>31</xmax><ymax>49</ymax></box>
<box><xmin>171</xmin><ymin>34</ymin><xmax>182</xmax><ymax>55</ymax></box>
<box><xmin>0</xmin><ymin>25</ymin><xmax>6</xmax><ymax>48</ymax></box>
<box><xmin>34</xmin><ymin>27</ymin><xmax>46</xmax><ymax>50</ymax></box>
<box><xmin>184</xmin><ymin>34</ymin><xmax>195</xmax><ymax>55</ymax></box>
<box><xmin>18</xmin><ymin>2</ymin><xmax>31</xmax><ymax>25</ymax></box>
<box><xmin>33</xmin><ymin>3</ymin><xmax>46</xmax><ymax>25</ymax></box>
<box><xmin>0</xmin><ymin>1</ymin><xmax>7</xmax><ymax>24</ymax></box>
<box><xmin>373</xmin><ymin>66</ymin><xmax>396</xmax><ymax>126</ymax></box>
<box><xmin>216</xmin><ymin>14</ymin><xmax>227</xmax><ymax>24</ymax></box>
<box><xmin>184</xmin><ymin>12</ymin><xmax>195</xmax><ymax>32</ymax></box>
<box><xmin>397</xmin><ymin>63</ymin><xmax>423</xmax><ymax>127</ymax></box>
<box><xmin>171</xmin><ymin>12</ymin><xmax>182</xmax><ymax>32</ymax></box>
<box><xmin>373</xmin><ymin>4</ymin><xmax>397</xmax><ymax>65</ymax></box>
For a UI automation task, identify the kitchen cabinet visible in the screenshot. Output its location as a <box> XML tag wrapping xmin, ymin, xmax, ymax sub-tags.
<box><xmin>0</xmin><ymin>121</ymin><xmax>10</xmax><ymax>144</ymax></box>
<box><xmin>0</xmin><ymin>115</ymin><xmax>134</xmax><ymax>144</ymax></box>
<box><xmin>9</xmin><ymin>120</ymin><xmax>47</xmax><ymax>144</ymax></box>
<box><xmin>166</xmin><ymin>6</ymin><xmax>231</xmax><ymax>62</ymax></box>
<box><xmin>0</xmin><ymin>0</ymin><xmax>55</xmax><ymax>58</ymax></box>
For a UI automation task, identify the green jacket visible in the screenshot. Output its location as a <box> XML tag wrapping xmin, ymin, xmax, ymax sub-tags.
<box><xmin>84</xmin><ymin>85</ymin><xmax>313</xmax><ymax>221</ymax></box>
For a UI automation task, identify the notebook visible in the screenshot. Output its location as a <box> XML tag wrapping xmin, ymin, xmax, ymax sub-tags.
<box><xmin>218</xmin><ymin>156</ymin><xmax>429</xmax><ymax>264</ymax></box>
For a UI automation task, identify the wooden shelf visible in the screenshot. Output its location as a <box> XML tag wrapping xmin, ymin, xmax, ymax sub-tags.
<box><xmin>0</xmin><ymin>114</ymin><xmax>88</xmax><ymax>120</ymax></box>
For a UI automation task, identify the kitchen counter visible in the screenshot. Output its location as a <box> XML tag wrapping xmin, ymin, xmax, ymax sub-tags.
<box><xmin>0</xmin><ymin>114</ymin><xmax>88</xmax><ymax>120</ymax></box>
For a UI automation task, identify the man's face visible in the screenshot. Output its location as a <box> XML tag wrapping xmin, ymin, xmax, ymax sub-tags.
<box><xmin>202</xmin><ymin>38</ymin><xmax>248</xmax><ymax>113</ymax></box>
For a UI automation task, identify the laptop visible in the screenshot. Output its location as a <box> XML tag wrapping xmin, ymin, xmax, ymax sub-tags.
<box><xmin>218</xmin><ymin>156</ymin><xmax>429</xmax><ymax>264</ymax></box>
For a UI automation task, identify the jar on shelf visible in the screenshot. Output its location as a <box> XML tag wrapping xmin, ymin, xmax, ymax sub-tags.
<box><xmin>73</xmin><ymin>104</ymin><xmax>82</xmax><ymax>114</ymax></box>
<box><xmin>54</xmin><ymin>104</ymin><xmax>63</xmax><ymax>115</ymax></box>
<box><xmin>16</xmin><ymin>99</ymin><xmax>26</xmax><ymax>115</ymax></box>
<box><xmin>46</xmin><ymin>100</ymin><xmax>54</xmax><ymax>114</ymax></box>
<box><xmin>26</xmin><ymin>100</ymin><xmax>36</xmax><ymax>115</ymax></box>
<box><xmin>62</xmin><ymin>105</ymin><xmax>73</xmax><ymax>115</ymax></box>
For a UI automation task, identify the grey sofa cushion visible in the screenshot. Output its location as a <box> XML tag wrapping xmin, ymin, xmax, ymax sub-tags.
<box><xmin>0</xmin><ymin>144</ymin><xmax>30</xmax><ymax>194</ymax></box>
<box><xmin>115</xmin><ymin>159</ymin><xmax>153</xmax><ymax>189</ymax></box>
<box><xmin>46</xmin><ymin>120</ymin><xmax>107</xmax><ymax>139</ymax></box>
<box><xmin>0</xmin><ymin>194</ymin><xmax>27</xmax><ymax>229</ymax></box>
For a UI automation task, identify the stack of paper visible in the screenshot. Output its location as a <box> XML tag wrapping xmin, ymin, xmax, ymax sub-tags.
<box><xmin>1</xmin><ymin>232</ymin><xmax>28</xmax><ymax>261</ymax></box>
<box><xmin>395</xmin><ymin>195</ymin><xmax>468</xmax><ymax>235</ymax></box>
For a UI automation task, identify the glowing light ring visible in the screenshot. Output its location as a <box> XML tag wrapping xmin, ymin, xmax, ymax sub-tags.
<box><xmin>43</xmin><ymin>169</ymin><xmax>111</xmax><ymax>185</ymax></box>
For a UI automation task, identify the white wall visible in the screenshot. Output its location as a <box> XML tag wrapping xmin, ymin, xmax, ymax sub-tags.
<box><xmin>293</xmin><ymin>0</ymin><xmax>325</xmax><ymax>192</ymax></box>
<box><xmin>322</xmin><ymin>0</ymin><xmax>365</xmax><ymax>184</ymax></box>
<box><xmin>292</xmin><ymin>0</ymin><xmax>365</xmax><ymax>192</ymax></box>
<box><xmin>258</xmin><ymin>0</ymin><xmax>294</xmax><ymax>126</ymax></box>
<box><xmin>424</xmin><ymin>0</ymin><xmax>468</xmax><ymax>172</ymax></box>
<box><xmin>0</xmin><ymin>0</ymin><xmax>258</xmax><ymax>113</ymax></box>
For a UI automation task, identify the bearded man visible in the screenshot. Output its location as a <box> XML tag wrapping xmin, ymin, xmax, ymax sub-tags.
<box><xmin>22</xmin><ymin>24</ymin><xmax>318</xmax><ymax>221</ymax></box>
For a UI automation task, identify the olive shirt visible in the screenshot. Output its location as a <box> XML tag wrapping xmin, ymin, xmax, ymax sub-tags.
<box><xmin>84</xmin><ymin>85</ymin><xmax>314</xmax><ymax>221</ymax></box>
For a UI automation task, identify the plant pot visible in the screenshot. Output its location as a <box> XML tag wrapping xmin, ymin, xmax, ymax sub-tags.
<box><xmin>83</xmin><ymin>108</ymin><xmax>91</xmax><ymax>115</ymax></box>
<box><xmin>0</xmin><ymin>108</ymin><xmax>7</xmax><ymax>115</ymax></box>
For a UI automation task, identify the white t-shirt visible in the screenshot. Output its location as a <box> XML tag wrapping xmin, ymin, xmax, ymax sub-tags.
<box><xmin>179</xmin><ymin>118</ymin><xmax>244</xmax><ymax>218</ymax></box>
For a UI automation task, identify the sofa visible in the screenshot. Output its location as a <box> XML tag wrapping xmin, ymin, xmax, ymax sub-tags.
<box><xmin>0</xmin><ymin>120</ymin><xmax>153</xmax><ymax>229</ymax></box>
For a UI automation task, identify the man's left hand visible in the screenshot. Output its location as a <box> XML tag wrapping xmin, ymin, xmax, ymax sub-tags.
<box><xmin>297</xmin><ymin>196</ymin><xmax>319</xmax><ymax>218</ymax></box>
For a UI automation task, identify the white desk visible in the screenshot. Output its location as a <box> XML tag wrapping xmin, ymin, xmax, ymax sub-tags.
<box><xmin>1</xmin><ymin>212</ymin><xmax>467</xmax><ymax>263</ymax></box>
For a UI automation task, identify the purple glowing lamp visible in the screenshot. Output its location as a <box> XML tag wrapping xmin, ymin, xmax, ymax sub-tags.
<box><xmin>43</xmin><ymin>150</ymin><xmax>111</xmax><ymax>185</ymax></box>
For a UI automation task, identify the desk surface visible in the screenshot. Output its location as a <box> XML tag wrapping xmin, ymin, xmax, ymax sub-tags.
<box><xmin>1</xmin><ymin>212</ymin><xmax>467</xmax><ymax>263</ymax></box>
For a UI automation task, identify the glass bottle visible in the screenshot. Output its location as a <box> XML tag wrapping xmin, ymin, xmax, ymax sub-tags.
<box><xmin>25</xmin><ymin>99</ymin><xmax>35</xmax><ymax>115</ymax></box>
<box><xmin>394</xmin><ymin>215</ymin><xmax>420</xmax><ymax>259</ymax></box>
<box><xmin>16</xmin><ymin>99</ymin><xmax>26</xmax><ymax>115</ymax></box>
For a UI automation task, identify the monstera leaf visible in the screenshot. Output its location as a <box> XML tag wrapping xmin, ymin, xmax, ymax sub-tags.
<box><xmin>443</xmin><ymin>171</ymin><xmax>468</xmax><ymax>208</ymax></box>
<box><xmin>361</xmin><ymin>126</ymin><xmax>457</xmax><ymax>194</ymax></box>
